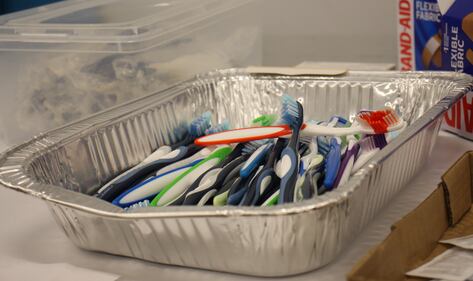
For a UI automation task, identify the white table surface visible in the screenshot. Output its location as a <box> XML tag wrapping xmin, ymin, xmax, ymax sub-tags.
<box><xmin>1</xmin><ymin>131</ymin><xmax>471</xmax><ymax>281</ymax></box>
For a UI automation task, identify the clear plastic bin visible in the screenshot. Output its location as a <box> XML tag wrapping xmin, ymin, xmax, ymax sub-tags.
<box><xmin>0</xmin><ymin>0</ymin><xmax>262</xmax><ymax>150</ymax></box>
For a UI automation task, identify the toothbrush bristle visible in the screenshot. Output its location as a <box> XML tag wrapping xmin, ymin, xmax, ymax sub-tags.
<box><xmin>205</xmin><ymin>120</ymin><xmax>230</xmax><ymax>135</ymax></box>
<box><xmin>281</xmin><ymin>95</ymin><xmax>303</xmax><ymax>129</ymax></box>
<box><xmin>124</xmin><ymin>200</ymin><xmax>151</xmax><ymax>211</ymax></box>
<box><xmin>252</xmin><ymin>114</ymin><xmax>278</xmax><ymax>126</ymax></box>
<box><xmin>242</xmin><ymin>139</ymin><xmax>271</xmax><ymax>154</ymax></box>
<box><xmin>189</xmin><ymin>112</ymin><xmax>212</xmax><ymax>137</ymax></box>
<box><xmin>174</xmin><ymin>122</ymin><xmax>189</xmax><ymax>140</ymax></box>
<box><xmin>373</xmin><ymin>134</ymin><xmax>388</xmax><ymax>148</ymax></box>
<box><xmin>317</xmin><ymin>137</ymin><xmax>330</xmax><ymax>156</ymax></box>
<box><xmin>359</xmin><ymin>134</ymin><xmax>387</xmax><ymax>152</ymax></box>
<box><xmin>359</xmin><ymin>137</ymin><xmax>377</xmax><ymax>151</ymax></box>
<box><xmin>356</xmin><ymin>108</ymin><xmax>401</xmax><ymax>134</ymax></box>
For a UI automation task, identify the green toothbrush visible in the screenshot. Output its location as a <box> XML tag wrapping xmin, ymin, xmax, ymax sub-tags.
<box><xmin>150</xmin><ymin>146</ymin><xmax>232</xmax><ymax>207</ymax></box>
<box><xmin>252</xmin><ymin>114</ymin><xmax>278</xmax><ymax>127</ymax></box>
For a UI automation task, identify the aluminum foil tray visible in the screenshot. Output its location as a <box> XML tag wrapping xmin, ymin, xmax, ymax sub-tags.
<box><xmin>0</xmin><ymin>69</ymin><xmax>471</xmax><ymax>277</ymax></box>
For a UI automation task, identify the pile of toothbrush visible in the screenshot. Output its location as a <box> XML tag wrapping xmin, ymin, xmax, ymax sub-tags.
<box><xmin>95</xmin><ymin>95</ymin><xmax>406</xmax><ymax>210</ymax></box>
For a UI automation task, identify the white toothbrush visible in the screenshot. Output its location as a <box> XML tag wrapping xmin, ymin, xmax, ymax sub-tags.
<box><xmin>111</xmin><ymin>160</ymin><xmax>201</xmax><ymax>208</ymax></box>
<box><xmin>155</xmin><ymin>146</ymin><xmax>216</xmax><ymax>175</ymax></box>
<box><xmin>150</xmin><ymin>146</ymin><xmax>233</xmax><ymax>207</ymax></box>
<box><xmin>96</xmin><ymin>145</ymin><xmax>172</xmax><ymax>194</ymax></box>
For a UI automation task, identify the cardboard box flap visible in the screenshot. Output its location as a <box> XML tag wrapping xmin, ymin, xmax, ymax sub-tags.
<box><xmin>349</xmin><ymin>151</ymin><xmax>473</xmax><ymax>281</ymax></box>
<box><xmin>348</xmin><ymin>186</ymin><xmax>449</xmax><ymax>281</ymax></box>
<box><xmin>441</xmin><ymin>152</ymin><xmax>473</xmax><ymax>225</ymax></box>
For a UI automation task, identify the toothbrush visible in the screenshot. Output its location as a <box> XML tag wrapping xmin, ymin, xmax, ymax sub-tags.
<box><xmin>171</xmin><ymin>141</ymin><xmax>262</xmax><ymax>205</ymax></box>
<box><xmin>322</xmin><ymin>138</ymin><xmax>341</xmax><ymax>190</ymax></box>
<box><xmin>125</xmin><ymin>199</ymin><xmax>151</xmax><ymax>212</ymax></box>
<box><xmin>196</xmin><ymin>189</ymin><xmax>217</xmax><ymax>206</ymax></box>
<box><xmin>171</xmin><ymin>112</ymin><xmax>212</xmax><ymax>148</ymax></box>
<box><xmin>95</xmin><ymin>145</ymin><xmax>172</xmax><ymax>195</ymax></box>
<box><xmin>213</xmin><ymin>178</ymin><xmax>237</xmax><ymax>206</ymax></box>
<box><xmin>205</xmin><ymin>120</ymin><xmax>230</xmax><ymax>135</ymax></box>
<box><xmin>155</xmin><ymin>146</ymin><xmax>215</xmax><ymax>175</ymax></box>
<box><xmin>153</xmin><ymin>121</ymin><xmax>230</xmax><ymax>176</ymax></box>
<box><xmin>278</xmin><ymin>97</ymin><xmax>304</xmax><ymax>204</ymax></box>
<box><xmin>252</xmin><ymin>114</ymin><xmax>278</xmax><ymax>127</ymax></box>
<box><xmin>294</xmin><ymin>137</ymin><xmax>323</xmax><ymax>200</ymax></box>
<box><xmin>333</xmin><ymin>137</ymin><xmax>360</xmax><ymax>188</ymax></box>
<box><xmin>208</xmin><ymin>141</ymin><xmax>270</xmax><ymax>206</ymax></box>
<box><xmin>111</xmin><ymin>159</ymin><xmax>202</xmax><ymax>208</ymax></box>
<box><xmin>239</xmin><ymin>142</ymin><xmax>274</xmax><ymax>178</ymax></box>
<box><xmin>298</xmin><ymin>142</ymin><xmax>310</xmax><ymax>156</ymax></box>
<box><xmin>194</xmin><ymin>108</ymin><xmax>405</xmax><ymax>145</ymax></box>
<box><xmin>182</xmin><ymin>168</ymin><xmax>221</xmax><ymax>205</ymax></box>
<box><xmin>96</xmin><ymin>143</ymin><xmax>203</xmax><ymax>202</ymax></box>
<box><xmin>239</xmin><ymin>172</ymin><xmax>260</xmax><ymax>206</ymax></box>
<box><xmin>302</xmin><ymin>108</ymin><xmax>404</xmax><ymax>136</ymax></box>
<box><xmin>225</xmin><ymin>140</ymin><xmax>273</xmax><ymax>206</ymax></box>
<box><xmin>227</xmin><ymin>166</ymin><xmax>262</xmax><ymax>205</ymax></box>
<box><xmin>182</xmin><ymin>154</ymin><xmax>248</xmax><ymax>205</ymax></box>
<box><xmin>317</xmin><ymin>136</ymin><xmax>330</xmax><ymax>156</ymax></box>
<box><xmin>212</xmin><ymin>162</ymin><xmax>245</xmax><ymax>206</ymax></box>
<box><xmin>261</xmin><ymin>190</ymin><xmax>279</xmax><ymax>206</ymax></box>
<box><xmin>385</xmin><ymin>121</ymin><xmax>407</xmax><ymax>143</ymax></box>
<box><xmin>241</xmin><ymin>138</ymin><xmax>286</xmax><ymax>206</ymax></box>
<box><xmin>96</xmin><ymin>113</ymin><xmax>211</xmax><ymax>201</ymax></box>
<box><xmin>150</xmin><ymin>146</ymin><xmax>232</xmax><ymax>207</ymax></box>
<box><xmin>299</xmin><ymin>155</ymin><xmax>324</xmax><ymax>199</ymax></box>
<box><xmin>351</xmin><ymin>134</ymin><xmax>387</xmax><ymax>175</ymax></box>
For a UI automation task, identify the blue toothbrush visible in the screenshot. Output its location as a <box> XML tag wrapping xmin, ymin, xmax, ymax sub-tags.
<box><xmin>225</xmin><ymin>141</ymin><xmax>273</xmax><ymax>205</ymax></box>
<box><xmin>300</xmin><ymin>155</ymin><xmax>324</xmax><ymax>199</ymax></box>
<box><xmin>227</xmin><ymin>166</ymin><xmax>262</xmax><ymax>205</ymax></box>
<box><xmin>241</xmin><ymin>138</ymin><xmax>286</xmax><ymax>206</ymax></box>
<box><xmin>96</xmin><ymin>144</ymin><xmax>203</xmax><ymax>202</ymax></box>
<box><xmin>170</xmin><ymin>112</ymin><xmax>212</xmax><ymax>149</ymax></box>
<box><xmin>239</xmin><ymin>142</ymin><xmax>273</xmax><ymax>179</ymax></box>
<box><xmin>112</xmin><ymin>159</ymin><xmax>202</xmax><ymax>208</ymax></box>
<box><xmin>322</xmin><ymin>138</ymin><xmax>341</xmax><ymax>190</ymax></box>
<box><xmin>278</xmin><ymin>96</ymin><xmax>304</xmax><ymax>204</ymax></box>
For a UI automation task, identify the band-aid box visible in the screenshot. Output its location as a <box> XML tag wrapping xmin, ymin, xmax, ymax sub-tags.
<box><xmin>441</xmin><ymin>0</ymin><xmax>473</xmax><ymax>140</ymax></box>
<box><xmin>398</xmin><ymin>0</ymin><xmax>473</xmax><ymax>140</ymax></box>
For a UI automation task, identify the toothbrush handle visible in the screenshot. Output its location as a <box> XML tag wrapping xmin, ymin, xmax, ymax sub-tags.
<box><xmin>351</xmin><ymin>149</ymin><xmax>379</xmax><ymax>175</ymax></box>
<box><xmin>323</xmin><ymin>139</ymin><xmax>341</xmax><ymax>190</ymax></box>
<box><xmin>183</xmin><ymin>155</ymin><xmax>247</xmax><ymax>205</ymax></box>
<box><xmin>96</xmin><ymin>145</ymin><xmax>200</xmax><ymax>201</ymax></box>
<box><xmin>151</xmin><ymin>146</ymin><xmax>232</xmax><ymax>206</ymax></box>
<box><xmin>240</xmin><ymin>143</ymin><xmax>272</xmax><ymax>178</ymax></box>
<box><xmin>333</xmin><ymin>142</ymin><xmax>359</xmax><ymax>188</ymax></box>
<box><xmin>266</xmin><ymin>138</ymin><xmax>286</xmax><ymax>168</ymax></box>
<box><xmin>302</xmin><ymin>121</ymin><xmax>406</xmax><ymax>137</ymax></box>
<box><xmin>171</xmin><ymin>135</ymin><xmax>194</xmax><ymax>150</ymax></box>
<box><xmin>255</xmin><ymin>172</ymin><xmax>280</xmax><ymax>205</ymax></box>
<box><xmin>168</xmin><ymin>170</ymin><xmax>207</xmax><ymax>206</ymax></box>
<box><xmin>278</xmin><ymin>147</ymin><xmax>299</xmax><ymax>204</ymax></box>
<box><xmin>301</xmin><ymin>124</ymin><xmax>364</xmax><ymax>137</ymax></box>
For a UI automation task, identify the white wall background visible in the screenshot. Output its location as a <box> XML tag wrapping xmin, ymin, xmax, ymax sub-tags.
<box><xmin>248</xmin><ymin>0</ymin><xmax>398</xmax><ymax>66</ymax></box>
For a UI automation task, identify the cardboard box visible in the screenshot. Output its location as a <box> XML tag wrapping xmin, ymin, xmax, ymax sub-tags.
<box><xmin>440</xmin><ymin>0</ymin><xmax>473</xmax><ymax>139</ymax></box>
<box><xmin>348</xmin><ymin>151</ymin><xmax>473</xmax><ymax>281</ymax></box>
<box><xmin>398</xmin><ymin>0</ymin><xmax>473</xmax><ymax>140</ymax></box>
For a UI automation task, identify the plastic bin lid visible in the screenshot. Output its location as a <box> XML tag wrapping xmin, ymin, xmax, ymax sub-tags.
<box><xmin>0</xmin><ymin>0</ymin><xmax>249</xmax><ymax>52</ymax></box>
